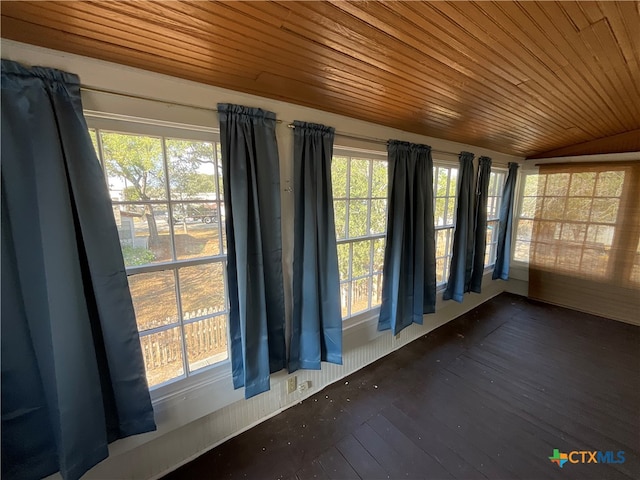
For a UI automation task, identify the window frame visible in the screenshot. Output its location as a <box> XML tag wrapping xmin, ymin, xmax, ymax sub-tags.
<box><xmin>86</xmin><ymin>114</ymin><xmax>231</xmax><ymax>394</ymax></box>
<box><xmin>332</xmin><ymin>147</ymin><xmax>388</xmax><ymax>323</ymax></box>
<box><xmin>432</xmin><ymin>160</ymin><xmax>459</xmax><ymax>287</ymax></box>
<box><xmin>513</xmin><ymin>165</ymin><xmax>631</xmax><ymax>277</ymax></box>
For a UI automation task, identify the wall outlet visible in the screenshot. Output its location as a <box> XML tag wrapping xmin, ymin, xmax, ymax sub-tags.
<box><xmin>286</xmin><ymin>376</ymin><xmax>297</xmax><ymax>394</ymax></box>
<box><xmin>297</xmin><ymin>380</ymin><xmax>312</xmax><ymax>393</ymax></box>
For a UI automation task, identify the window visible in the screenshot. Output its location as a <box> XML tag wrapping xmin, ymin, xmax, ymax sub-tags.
<box><xmin>521</xmin><ymin>162</ymin><xmax>639</xmax><ymax>324</ymax></box>
<box><xmin>514</xmin><ymin>172</ymin><xmax>537</xmax><ymax>263</ymax></box>
<box><xmin>332</xmin><ymin>152</ymin><xmax>388</xmax><ymax>319</ymax></box>
<box><xmin>485</xmin><ymin>170</ymin><xmax>506</xmax><ymax>267</ymax></box>
<box><xmin>89</xmin><ymin>124</ymin><xmax>228</xmax><ymax>389</ymax></box>
<box><xmin>515</xmin><ymin>167</ymin><xmax>629</xmax><ymax>278</ymax></box>
<box><xmin>433</xmin><ymin>164</ymin><xmax>458</xmax><ymax>285</ymax></box>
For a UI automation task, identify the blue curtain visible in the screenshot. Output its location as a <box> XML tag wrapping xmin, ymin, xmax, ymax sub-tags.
<box><xmin>1</xmin><ymin>60</ymin><xmax>155</xmax><ymax>480</ymax></box>
<box><xmin>443</xmin><ymin>152</ymin><xmax>475</xmax><ymax>302</ymax></box>
<box><xmin>379</xmin><ymin>141</ymin><xmax>436</xmax><ymax>335</ymax></box>
<box><xmin>290</xmin><ymin>121</ymin><xmax>342</xmax><ymax>371</ymax></box>
<box><xmin>470</xmin><ymin>156</ymin><xmax>492</xmax><ymax>292</ymax></box>
<box><xmin>493</xmin><ymin>162</ymin><xmax>520</xmax><ymax>280</ymax></box>
<box><xmin>217</xmin><ymin>104</ymin><xmax>286</xmax><ymax>398</ymax></box>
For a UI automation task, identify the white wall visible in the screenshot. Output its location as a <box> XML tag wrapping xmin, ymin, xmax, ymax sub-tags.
<box><xmin>2</xmin><ymin>40</ymin><xmax>526</xmax><ymax>480</ymax></box>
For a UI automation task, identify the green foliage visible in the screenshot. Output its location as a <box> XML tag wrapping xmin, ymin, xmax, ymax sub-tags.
<box><xmin>350</xmin><ymin>159</ymin><xmax>370</xmax><ymax>198</ymax></box>
<box><xmin>337</xmin><ymin>243</ymin><xmax>350</xmax><ymax>281</ymax></box>
<box><xmin>433</xmin><ymin>166</ymin><xmax>458</xmax><ymax>226</ymax></box>
<box><xmin>122</xmin><ymin>245</ymin><xmax>156</xmax><ymax>267</ymax></box>
<box><xmin>332</xmin><ymin>157</ymin><xmax>348</xmax><ymax>198</ymax></box>
<box><xmin>101</xmin><ymin>132</ymin><xmax>165</xmax><ymax>200</ymax></box>
<box><xmin>349</xmin><ymin>200</ymin><xmax>368</xmax><ymax>237</ymax></box>
<box><xmin>334</xmin><ymin>200</ymin><xmax>346</xmax><ymax>239</ymax></box>
<box><xmin>351</xmin><ymin>240</ymin><xmax>371</xmax><ymax>277</ymax></box>
<box><xmin>166</xmin><ymin>139</ymin><xmax>218</xmax><ymax>199</ymax></box>
<box><xmin>371</xmin><ymin>162</ymin><xmax>387</xmax><ymax>198</ymax></box>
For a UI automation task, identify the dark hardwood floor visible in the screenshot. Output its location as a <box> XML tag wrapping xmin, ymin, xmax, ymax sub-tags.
<box><xmin>164</xmin><ymin>293</ymin><xmax>640</xmax><ymax>480</ymax></box>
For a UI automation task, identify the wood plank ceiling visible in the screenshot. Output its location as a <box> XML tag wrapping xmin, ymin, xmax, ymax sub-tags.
<box><xmin>2</xmin><ymin>1</ymin><xmax>639</xmax><ymax>158</ymax></box>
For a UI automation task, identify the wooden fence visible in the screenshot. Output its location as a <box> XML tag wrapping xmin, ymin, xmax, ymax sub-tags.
<box><xmin>140</xmin><ymin>314</ymin><xmax>228</xmax><ymax>383</ymax></box>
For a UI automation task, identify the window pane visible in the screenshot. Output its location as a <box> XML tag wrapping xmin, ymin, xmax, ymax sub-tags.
<box><xmin>520</xmin><ymin>197</ymin><xmax>538</xmax><ymax>219</ymax></box>
<box><xmin>332</xmin><ymin>157</ymin><xmax>348</xmax><ymax>198</ymax></box>
<box><xmin>560</xmin><ymin>223</ymin><xmax>587</xmax><ymax>242</ymax></box>
<box><xmin>569</xmin><ymin>172</ymin><xmax>596</xmax><ymax>196</ymax></box>
<box><xmin>101</xmin><ymin>132</ymin><xmax>166</xmax><ymax>201</ymax></box>
<box><xmin>348</xmin><ymin>200</ymin><xmax>368</xmax><ymax>237</ymax></box>
<box><xmin>581</xmin><ymin>248</ymin><xmax>608</xmax><ymax>276</ymax></box>
<box><xmin>334</xmin><ymin>200</ymin><xmax>347</xmax><ymax>240</ymax></box>
<box><xmin>113</xmin><ymin>204</ymin><xmax>172</xmax><ymax>265</ymax></box>
<box><xmin>516</xmin><ymin>219</ymin><xmax>533</xmax><ymax>241</ymax></box>
<box><xmin>216</xmin><ymin>143</ymin><xmax>224</xmax><ymax>196</ymax></box>
<box><xmin>565</xmin><ymin>198</ymin><xmax>592</xmax><ymax>222</ymax></box>
<box><xmin>435</xmin><ymin>167</ymin><xmax>448</xmax><ymax>197</ymax></box>
<box><xmin>371</xmin><ymin>272</ymin><xmax>383</xmax><ymax>307</ymax></box>
<box><xmin>129</xmin><ymin>271</ymin><xmax>178</xmax><ymax>331</ymax></box>
<box><xmin>514</xmin><ymin>241</ymin><xmax>530</xmax><ymax>262</ymax></box>
<box><xmin>337</xmin><ymin>243</ymin><xmax>350</xmax><ymax>282</ymax></box>
<box><xmin>448</xmin><ymin>169</ymin><xmax>458</xmax><ymax>197</ymax></box>
<box><xmin>185</xmin><ymin>316</ymin><xmax>229</xmax><ymax>372</ymax></box>
<box><xmin>372</xmin><ymin>238</ymin><xmax>385</xmax><ymax>273</ymax></box>
<box><xmin>220</xmin><ymin>202</ymin><xmax>227</xmax><ymax>254</ymax></box>
<box><xmin>179</xmin><ymin>263</ymin><xmax>226</xmax><ymax>319</ymax></box>
<box><xmin>523</xmin><ymin>174</ymin><xmax>543</xmax><ymax>197</ymax></box>
<box><xmin>332</xmin><ymin>155</ymin><xmax>388</xmax><ymax>320</ymax></box>
<box><xmin>172</xmin><ymin>202</ymin><xmax>221</xmax><ymax>259</ymax></box>
<box><xmin>436</xmin><ymin>228</ymin><xmax>452</xmax><ymax>258</ymax></box>
<box><xmin>486</xmin><ymin>196</ymin><xmax>497</xmax><ymax>219</ymax></box>
<box><xmin>436</xmin><ymin>257</ymin><xmax>446</xmax><ymax>285</ymax></box>
<box><xmin>350</xmin><ymin>278</ymin><xmax>370</xmax><ymax>315</ymax></box>
<box><xmin>445</xmin><ymin>198</ymin><xmax>455</xmax><ymax>225</ymax></box>
<box><xmin>370</xmin><ymin>199</ymin><xmax>387</xmax><ymax>234</ymax></box>
<box><xmin>339</xmin><ymin>283</ymin><xmax>349</xmax><ymax>318</ymax></box>
<box><xmin>140</xmin><ymin>328</ymin><xmax>184</xmax><ymax>387</ymax></box>
<box><xmin>586</xmin><ymin>224</ymin><xmax>614</xmax><ymax>248</ymax></box>
<box><xmin>95</xmin><ymin>126</ymin><xmax>231</xmax><ymax>388</ymax></box>
<box><xmin>486</xmin><ymin>221</ymin><xmax>498</xmax><ymax>245</ymax></box>
<box><xmin>351</xmin><ymin>240</ymin><xmax>371</xmax><ymax>277</ymax></box>
<box><xmin>545</xmin><ymin>173</ymin><xmax>569</xmax><ymax>196</ymax></box>
<box><xmin>535</xmin><ymin>221</ymin><xmax>562</xmax><ymax>241</ymax></box>
<box><xmin>371</xmin><ymin>161</ymin><xmax>388</xmax><ymax>198</ymax></box>
<box><xmin>540</xmin><ymin>197</ymin><xmax>566</xmax><ymax>220</ymax></box>
<box><xmin>434</xmin><ymin>198</ymin><xmax>446</xmax><ymax>226</ymax></box>
<box><xmin>350</xmin><ymin>159</ymin><xmax>370</xmax><ymax>198</ymax></box>
<box><xmin>590</xmin><ymin>198</ymin><xmax>619</xmax><ymax>223</ymax></box>
<box><xmin>166</xmin><ymin>139</ymin><xmax>216</xmax><ymax>200</ymax></box>
<box><xmin>595</xmin><ymin>171</ymin><xmax>625</xmax><ymax>197</ymax></box>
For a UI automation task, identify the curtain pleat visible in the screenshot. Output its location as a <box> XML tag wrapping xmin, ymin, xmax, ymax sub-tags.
<box><xmin>290</xmin><ymin>121</ymin><xmax>342</xmax><ymax>371</ymax></box>
<box><xmin>1</xmin><ymin>60</ymin><xmax>155</xmax><ymax>480</ymax></box>
<box><xmin>443</xmin><ymin>152</ymin><xmax>475</xmax><ymax>302</ymax></box>
<box><xmin>470</xmin><ymin>156</ymin><xmax>492</xmax><ymax>292</ymax></box>
<box><xmin>217</xmin><ymin>103</ymin><xmax>286</xmax><ymax>398</ymax></box>
<box><xmin>379</xmin><ymin>141</ymin><xmax>436</xmax><ymax>335</ymax></box>
<box><xmin>493</xmin><ymin>162</ymin><xmax>520</xmax><ymax>280</ymax></box>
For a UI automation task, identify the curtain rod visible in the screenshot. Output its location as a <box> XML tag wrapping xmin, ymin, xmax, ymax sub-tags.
<box><xmin>287</xmin><ymin>123</ymin><xmax>459</xmax><ymax>157</ymax></box>
<box><xmin>80</xmin><ymin>86</ymin><xmax>282</xmax><ymax>123</ymax></box>
<box><xmin>80</xmin><ymin>86</ymin><xmax>460</xmax><ymax>156</ymax></box>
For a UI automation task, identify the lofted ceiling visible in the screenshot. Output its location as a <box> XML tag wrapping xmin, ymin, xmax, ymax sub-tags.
<box><xmin>1</xmin><ymin>1</ymin><xmax>639</xmax><ymax>158</ymax></box>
